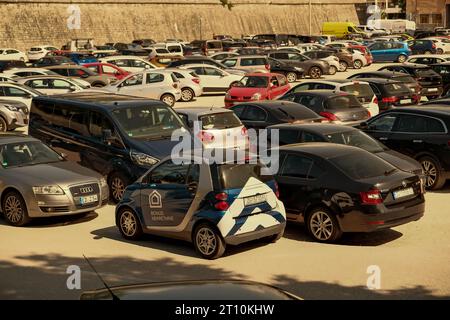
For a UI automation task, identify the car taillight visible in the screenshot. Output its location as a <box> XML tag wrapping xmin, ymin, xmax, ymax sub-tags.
<box><xmin>215</xmin><ymin>192</ymin><xmax>228</xmax><ymax>201</ymax></box>
<box><xmin>360</xmin><ymin>189</ymin><xmax>383</xmax><ymax>205</ymax></box>
<box><xmin>432</xmin><ymin>43</ymin><xmax>436</xmax><ymax>49</ymax></box>
<box><xmin>382</xmin><ymin>96</ymin><xmax>398</xmax><ymax>103</ymax></box>
<box><xmin>367</xmin><ymin>110</ymin><xmax>371</xmax><ymax>118</ymax></box>
<box><xmin>197</xmin><ymin>131</ymin><xmax>215</xmax><ymax>143</ymax></box>
<box><xmin>265</xmin><ymin>64</ymin><xmax>270</xmax><ymax>71</ymax></box>
<box><xmin>241</xmin><ymin>127</ymin><xmax>248</xmax><ymax>136</ymax></box>
<box><xmin>319</xmin><ymin>112</ymin><xmax>339</xmax><ymax>121</ymax></box>
<box><xmin>214</xmin><ymin>192</ymin><xmax>229</xmax><ymax>211</ymax></box>
<box><xmin>274</xmin><ymin>181</ymin><xmax>280</xmax><ymax>198</ymax></box>
<box><xmin>192</xmin><ymin>78</ymin><xmax>200</xmax><ymax>84</ymax></box>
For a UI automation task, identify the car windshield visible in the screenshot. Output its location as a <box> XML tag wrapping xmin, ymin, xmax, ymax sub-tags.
<box><xmin>200</xmin><ymin>112</ymin><xmax>242</xmax><ymax>130</ymax></box>
<box><xmin>325</xmin><ymin>130</ymin><xmax>385</xmax><ymax>153</ymax></box>
<box><xmin>331</xmin><ymin>151</ymin><xmax>396</xmax><ymax>180</ymax></box>
<box><xmin>112</xmin><ymin>105</ymin><xmax>185</xmax><ymax>139</ymax></box>
<box><xmin>0</xmin><ymin>141</ymin><xmax>63</xmax><ymax>168</ymax></box>
<box><xmin>238</xmin><ymin>76</ymin><xmax>268</xmax><ymax>88</ymax></box>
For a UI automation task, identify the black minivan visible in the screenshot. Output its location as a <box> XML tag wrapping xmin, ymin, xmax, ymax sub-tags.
<box><xmin>29</xmin><ymin>92</ymin><xmax>189</xmax><ymax>202</ymax></box>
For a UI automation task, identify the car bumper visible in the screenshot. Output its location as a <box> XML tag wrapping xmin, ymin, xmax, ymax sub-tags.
<box><xmin>337</xmin><ymin>197</ymin><xmax>425</xmax><ymax>233</ymax></box>
<box><xmin>421</xmin><ymin>87</ymin><xmax>443</xmax><ymax>97</ymax></box>
<box><xmin>224</xmin><ymin>222</ymin><xmax>286</xmax><ymax>245</ymax></box>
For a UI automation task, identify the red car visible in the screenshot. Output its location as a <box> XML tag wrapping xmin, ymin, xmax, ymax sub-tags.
<box><xmin>224</xmin><ymin>73</ymin><xmax>291</xmax><ymax>108</ymax></box>
<box><xmin>82</xmin><ymin>62</ymin><xmax>130</xmax><ymax>80</ymax></box>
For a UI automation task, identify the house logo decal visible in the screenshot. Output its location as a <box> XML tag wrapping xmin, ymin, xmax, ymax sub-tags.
<box><xmin>149</xmin><ymin>190</ymin><xmax>162</xmax><ymax>208</ymax></box>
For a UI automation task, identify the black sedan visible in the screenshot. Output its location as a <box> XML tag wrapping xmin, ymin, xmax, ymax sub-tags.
<box><xmin>230</xmin><ymin>101</ymin><xmax>324</xmax><ymax>130</ymax></box>
<box><xmin>267</xmin><ymin>123</ymin><xmax>423</xmax><ymax>177</ymax></box>
<box><xmin>274</xmin><ymin>143</ymin><xmax>425</xmax><ymax>242</ymax></box>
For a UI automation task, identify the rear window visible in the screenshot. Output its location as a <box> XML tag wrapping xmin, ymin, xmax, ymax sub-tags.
<box><xmin>207</xmin><ymin>41</ymin><xmax>222</xmax><ymax>49</ymax></box>
<box><xmin>200</xmin><ymin>112</ymin><xmax>242</xmax><ymax>130</ymax></box>
<box><xmin>393</xmin><ymin>75</ymin><xmax>415</xmax><ymax>83</ymax></box>
<box><xmin>30</xmin><ymin>47</ymin><xmax>43</xmax><ymax>52</ymax></box>
<box><xmin>332</xmin><ymin>152</ymin><xmax>396</xmax><ymax>180</ymax></box>
<box><xmin>326</xmin><ymin>95</ymin><xmax>362</xmax><ymax>109</ymax></box>
<box><xmin>241</xmin><ymin>58</ymin><xmax>267</xmax><ymax>66</ymax></box>
<box><xmin>216</xmin><ymin>163</ymin><xmax>273</xmax><ymax>189</ymax></box>
<box><xmin>414</xmin><ymin>68</ymin><xmax>437</xmax><ymax>77</ymax></box>
<box><xmin>385</xmin><ymin>82</ymin><xmax>411</xmax><ymax>94</ymax></box>
<box><xmin>340</xmin><ymin>84</ymin><xmax>374</xmax><ymax>100</ymax></box>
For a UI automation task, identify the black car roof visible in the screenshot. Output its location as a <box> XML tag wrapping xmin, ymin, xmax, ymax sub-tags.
<box><xmin>269</xmin><ymin>123</ymin><xmax>356</xmax><ymax>135</ymax></box>
<box><xmin>289</xmin><ymin>90</ymin><xmax>349</xmax><ymax>98</ymax></box>
<box><xmin>384</xmin><ymin>106</ymin><xmax>450</xmax><ymax>117</ymax></box>
<box><xmin>352</xmin><ymin>71</ymin><xmax>411</xmax><ymax>78</ymax></box>
<box><xmin>33</xmin><ymin>92</ymin><xmax>165</xmax><ymax>111</ymax></box>
<box><xmin>381</xmin><ymin>63</ymin><xmax>429</xmax><ymax>70</ymax></box>
<box><xmin>278</xmin><ymin>142</ymin><xmax>363</xmax><ymax>159</ymax></box>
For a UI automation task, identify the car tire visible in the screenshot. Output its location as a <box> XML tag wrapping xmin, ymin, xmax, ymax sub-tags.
<box><xmin>306</xmin><ymin>207</ymin><xmax>342</xmax><ymax>243</ymax></box>
<box><xmin>397</xmin><ymin>54</ymin><xmax>407</xmax><ymax>63</ymax></box>
<box><xmin>193</xmin><ymin>223</ymin><xmax>226</xmax><ymax>260</ymax></box>
<box><xmin>109</xmin><ymin>172</ymin><xmax>130</xmax><ymax>203</ymax></box>
<box><xmin>180</xmin><ymin>87</ymin><xmax>195</xmax><ymax>102</ymax></box>
<box><xmin>2</xmin><ymin>191</ymin><xmax>30</xmax><ymax>227</ymax></box>
<box><xmin>117</xmin><ymin>208</ymin><xmax>143</xmax><ymax>240</ymax></box>
<box><xmin>285</xmin><ymin>72</ymin><xmax>297</xmax><ymax>83</ymax></box>
<box><xmin>309</xmin><ymin>66</ymin><xmax>322</xmax><ymax>79</ymax></box>
<box><xmin>92</xmin><ymin>83</ymin><xmax>105</xmax><ymax>88</ymax></box>
<box><xmin>419</xmin><ymin>156</ymin><xmax>446</xmax><ymax>190</ymax></box>
<box><xmin>338</xmin><ymin>61</ymin><xmax>348</xmax><ymax>72</ymax></box>
<box><xmin>160</xmin><ymin>93</ymin><xmax>175</xmax><ymax>107</ymax></box>
<box><xmin>328</xmin><ymin>66</ymin><xmax>337</xmax><ymax>75</ymax></box>
<box><xmin>353</xmin><ymin>59</ymin><xmax>363</xmax><ymax>69</ymax></box>
<box><xmin>0</xmin><ymin>116</ymin><xmax>8</xmax><ymax>132</ymax></box>
<box><xmin>437</xmin><ymin>49</ymin><xmax>444</xmax><ymax>54</ymax></box>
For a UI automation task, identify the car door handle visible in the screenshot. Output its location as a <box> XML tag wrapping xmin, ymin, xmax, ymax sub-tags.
<box><xmin>413</xmin><ymin>140</ymin><xmax>423</xmax><ymax>143</ymax></box>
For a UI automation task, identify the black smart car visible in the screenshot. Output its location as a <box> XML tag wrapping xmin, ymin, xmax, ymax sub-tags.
<box><xmin>360</xmin><ymin>106</ymin><xmax>450</xmax><ymax>190</ymax></box>
<box><xmin>274</xmin><ymin>143</ymin><xmax>425</xmax><ymax>242</ymax></box>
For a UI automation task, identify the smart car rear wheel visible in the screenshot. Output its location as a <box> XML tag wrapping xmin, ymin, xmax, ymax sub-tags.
<box><xmin>161</xmin><ymin>94</ymin><xmax>175</xmax><ymax>107</ymax></box>
<box><xmin>109</xmin><ymin>172</ymin><xmax>130</xmax><ymax>203</ymax></box>
<box><xmin>193</xmin><ymin>223</ymin><xmax>226</xmax><ymax>259</ymax></box>
<box><xmin>118</xmin><ymin>208</ymin><xmax>143</xmax><ymax>240</ymax></box>
<box><xmin>2</xmin><ymin>191</ymin><xmax>30</xmax><ymax>227</ymax></box>
<box><xmin>180</xmin><ymin>88</ymin><xmax>194</xmax><ymax>102</ymax></box>
<box><xmin>0</xmin><ymin>117</ymin><xmax>7</xmax><ymax>132</ymax></box>
<box><xmin>306</xmin><ymin>208</ymin><xmax>342</xmax><ymax>243</ymax></box>
<box><xmin>420</xmin><ymin>156</ymin><xmax>446</xmax><ymax>190</ymax></box>
<box><xmin>286</xmin><ymin>72</ymin><xmax>297</xmax><ymax>83</ymax></box>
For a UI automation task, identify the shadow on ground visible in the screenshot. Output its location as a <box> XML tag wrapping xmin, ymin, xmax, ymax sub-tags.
<box><xmin>0</xmin><ymin>212</ymin><xmax>98</xmax><ymax>228</ymax></box>
<box><xmin>0</xmin><ymin>253</ymin><xmax>448</xmax><ymax>300</ymax></box>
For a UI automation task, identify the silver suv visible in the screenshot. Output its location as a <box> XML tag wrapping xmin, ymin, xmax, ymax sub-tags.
<box><xmin>0</xmin><ymin>100</ymin><xmax>29</xmax><ymax>132</ymax></box>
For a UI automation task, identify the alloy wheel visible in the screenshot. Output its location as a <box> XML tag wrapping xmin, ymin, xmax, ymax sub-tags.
<box><xmin>120</xmin><ymin>210</ymin><xmax>137</xmax><ymax>237</ymax></box>
<box><xmin>161</xmin><ymin>94</ymin><xmax>175</xmax><ymax>106</ymax></box>
<box><xmin>4</xmin><ymin>195</ymin><xmax>23</xmax><ymax>224</ymax></box>
<box><xmin>286</xmin><ymin>72</ymin><xmax>297</xmax><ymax>83</ymax></box>
<box><xmin>422</xmin><ymin>160</ymin><xmax>437</xmax><ymax>188</ymax></box>
<box><xmin>196</xmin><ymin>227</ymin><xmax>217</xmax><ymax>256</ymax></box>
<box><xmin>310</xmin><ymin>67</ymin><xmax>322</xmax><ymax>79</ymax></box>
<box><xmin>309</xmin><ymin>211</ymin><xmax>334</xmax><ymax>241</ymax></box>
<box><xmin>111</xmin><ymin>177</ymin><xmax>125</xmax><ymax>201</ymax></box>
<box><xmin>181</xmin><ymin>88</ymin><xmax>194</xmax><ymax>102</ymax></box>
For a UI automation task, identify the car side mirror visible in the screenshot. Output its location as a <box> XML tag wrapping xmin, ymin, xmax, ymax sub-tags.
<box><xmin>359</xmin><ymin>121</ymin><xmax>368</xmax><ymax>130</ymax></box>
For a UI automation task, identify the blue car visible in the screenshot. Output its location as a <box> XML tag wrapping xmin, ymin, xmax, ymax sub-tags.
<box><xmin>116</xmin><ymin>156</ymin><xmax>286</xmax><ymax>259</ymax></box>
<box><xmin>68</xmin><ymin>53</ymin><xmax>98</xmax><ymax>65</ymax></box>
<box><xmin>368</xmin><ymin>41</ymin><xmax>411</xmax><ymax>63</ymax></box>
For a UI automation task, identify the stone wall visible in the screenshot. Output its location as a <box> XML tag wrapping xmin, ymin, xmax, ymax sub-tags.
<box><xmin>0</xmin><ymin>0</ymin><xmax>366</xmax><ymax>50</ymax></box>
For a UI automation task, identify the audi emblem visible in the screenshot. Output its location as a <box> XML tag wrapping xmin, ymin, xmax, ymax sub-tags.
<box><xmin>80</xmin><ymin>187</ymin><xmax>94</xmax><ymax>194</ymax></box>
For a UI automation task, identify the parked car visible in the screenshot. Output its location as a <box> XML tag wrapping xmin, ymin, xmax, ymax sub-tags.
<box><xmin>66</xmin><ymin>52</ymin><xmax>98</xmax><ymax>65</ymax></box>
<box><xmin>0</xmin><ymin>82</ymin><xmax>42</xmax><ymax>108</ymax></box>
<box><xmin>378</xmin><ymin>63</ymin><xmax>443</xmax><ymax>99</ymax></box>
<box><xmin>103</xmin><ymin>71</ymin><xmax>181</xmax><ymax>107</ymax></box>
<box><xmin>32</xmin><ymin>56</ymin><xmax>75</xmax><ymax>68</ymax></box>
<box><xmin>131</xmin><ymin>39</ymin><xmax>156</xmax><ymax>47</ymax></box>
<box><xmin>0</xmin><ymin>134</ymin><xmax>109</xmax><ymax>226</ymax></box>
<box><xmin>29</xmin><ymin>93</ymin><xmax>189</xmax><ymax>202</ymax></box>
<box><xmin>407</xmin><ymin>39</ymin><xmax>438</xmax><ymax>55</ymax></box>
<box><xmin>109</xmin><ymin>43</ymin><xmax>148</xmax><ymax>56</ymax></box>
<box><xmin>0</xmin><ymin>100</ymin><xmax>29</xmax><ymax>132</ymax></box>
<box><xmin>0</xmin><ymin>60</ymin><xmax>27</xmax><ymax>72</ymax></box>
<box><xmin>167</xmin><ymin>56</ymin><xmax>245</xmax><ymax>76</ymax></box>
<box><xmin>0</xmin><ymin>74</ymin><xmax>17</xmax><ymax>82</ymax></box>
<box><xmin>221</xmin><ymin>55</ymin><xmax>271</xmax><ymax>73</ymax></box>
<box><xmin>16</xmin><ymin>75</ymin><xmax>90</xmax><ymax>95</ymax></box>
<box><xmin>0</xmin><ymin>48</ymin><xmax>27</xmax><ymax>62</ymax></box>
<box><xmin>99</xmin><ymin>56</ymin><xmax>157</xmax><ymax>73</ymax></box>
<box><xmin>406</xmin><ymin>54</ymin><xmax>450</xmax><ymax>65</ymax></box>
<box><xmin>302</xmin><ymin>50</ymin><xmax>340</xmax><ymax>75</ymax></box>
<box><xmin>362</xmin><ymin>78</ymin><xmax>420</xmax><ymax>111</ymax></box>
<box><xmin>164</xmin><ymin>68</ymin><xmax>203</xmax><ymax>102</ymax></box>
<box><xmin>82</xmin><ymin>62</ymin><xmax>130</xmax><ymax>80</ymax></box>
<box><xmin>235</xmin><ymin>47</ymin><xmax>268</xmax><ymax>56</ymax></box>
<box><xmin>2</xmin><ymin>68</ymin><xmax>58</xmax><ymax>77</ymax></box>
<box><xmin>179</xmin><ymin>64</ymin><xmax>242</xmax><ymax>94</ymax></box>
<box><xmin>27</xmin><ymin>45</ymin><xmax>59</xmax><ymax>62</ymax></box>
<box><xmin>230</xmin><ymin>101</ymin><xmax>324</xmax><ymax>130</ymax></box>
<box><xmin>268</xmin><ymin>58</ymin><xmax>304</xmax><ymax>83</ymax></box>
<box><xmin>286</xmin><ymin>80</ymin><xmax>379</xmax><ymax>117</ymax></box>
<box><xmin>360</xmin><ymin>106</ymin><xmax>450</xmax><ymax>189</ymax></box>
<box><xmin>348</xmin><ymin>71</ymin><xmax>421</xmax><ymax>97</ymax></box>
<box><xmin>267</xmin><ymin>51</ymin><xmax>330</xmax><ymax>78</ymax></box>
<box><xmin>324</xmin><ymin>48</ymin><xmax>354</xmax><ymax>71</ymax></box>
<box><xmin>423</xmin><ymin>38</ymin><xmax>450</xmax><ymax>54</ymax></box>
<box><xmin>46</xmin><ymin>65</ymin><xmax>113</xmax><ymax>87</ymax></box>
<box><xmin>210</xmin><ymin>52</ymin><xmax>239</xmax><ymax>61</ymax></box>
<box><xmin>430</xmin><ymin>62</ymin><xmax>450</xmax><ymax>96</ymax></box>
<box><xmin>176</xmin><ymin>107</ymin><xmax>247</xmax><ymax>150</ymax></box>
<box><xmin>368</xmin><ymin>41</ymin><xmax>411</xmax><ymax>63</ymax></box>
<box><xmin>273</xmin><ymin>143</ymin><xmax>424</xmax><ymax>242</ymax></box>
<box><xmin>149</xmin><ymin>55</ymin><xmax>184</xmax><ymax>68</ymax></box>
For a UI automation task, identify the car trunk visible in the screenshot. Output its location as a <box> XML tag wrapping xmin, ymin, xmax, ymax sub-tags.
<box><xmin>414</xmin><ymin>68</ymin><xmax>443</xmax><ymax>88</ymax></box>
<box><xmin>325</xmin><ymin>95</ymin><xmax>369</xmax><ymax>123</ymax></box>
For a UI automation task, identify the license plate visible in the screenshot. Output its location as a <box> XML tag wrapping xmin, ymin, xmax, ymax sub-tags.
<box><xmin>80</xmin><ymin>194</ymin><xmax>98</xmax><ymax>205</ymax></box>
<box><xmin>393</xmin><ymin>188</ymin><xmax>414</xmax><ymax>200</ymax></box>
<box><xmin>244</xmin><ymin>194</ymin><xmax>266</xmax><ymax>206</ymax></box>
<box><xmin>400</xmin><ymin>99</ymin><xmax>412</xmax><ymax>105</ymax></box>
<box><xmin>428</xmin><ymin>88</ymin><xmax>438</xmax><ymax>92</ymax></box>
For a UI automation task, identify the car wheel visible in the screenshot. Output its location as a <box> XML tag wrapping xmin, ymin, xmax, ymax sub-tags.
<box><xmin>2</xmin><ymin>191</ymin><xmax>30</xmax><ymax>227</ymax></box>
<box><xmin>328</xmin><ymin>66</ymin><xmax>337</xmax><ymax>75</ymax></box>
<box><xmin>338</xmin><ymin>61</ymin><xmax>348</xmax><ymax>72</ymax></box>
<box><xmin>193</xmin><ymin>223</ymin><xmax>226</xmax><ymax>260</ymax></box>
<box><xmin>353</xmin><ymin>59</ymin><xmax>363</xmax><ymax>69</ymax></box>
<box><xmin>437</xmin><ymin>48</ymin><xmax>444</xmax><ymax>54</ymax></box>
<box><xmin>285</xmin><ymin>72</ymin><xmax>297</xmax><ymax>83</ymax></box>
<box><xmin>92</xmin><ymin>83</ymin><xmax>104</xmax><ymax>88</ymax></box>
<box><xmin>160</xmin><ymin>93</ymin><xmax>175</xmax><ymax>107</ymax></box>
<box><xmin>309</xmin><ymin>66</ymin><xmax>322</xmax><ymax>79</ymax></box>
<box><xmin>419</xmin><ymin>156</ymin><xmax>446</xmax><ymax>190</ymax></box>
<box><xmin>117</xmin><ymin>208</ymin><xmax>143</xmax><ymax>240</ymax></box>
<box><xmin>306</xmin><ymin>207</ymin><xmax>342</xmax><ymax>243</ymax></box>
<box><xmin>0</xmin><ymin>117</ymin><xmax>7</xmax><ymax>132</ymax></box>
<box><xmin>180</xmin><ymin>87</ymin><xmax>195</xmax><ymax>102</ymax></box>
<box><xmin>109</xmin><ymin>172</ymin><xmax>130</xmax><ymax>203</ymax></box>
<box><xmin>397</xmin><ymin>54</ymin><xmax>407</xmax><ymax>63</ymax></box>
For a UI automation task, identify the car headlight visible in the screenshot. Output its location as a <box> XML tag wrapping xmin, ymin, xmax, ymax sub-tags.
<box><xmin>99</xmin><ymin>177</ymin><xmax>107</xmax><ymax>188</ymax></box>
<box><xmin>32</xmin><ymin>185</ymin><xmax>65</xmax><ymax>195</ymax></box>
<box><xmin>251</xmin><ymin>93</ymin><xmax>262</xmax><ymax>100</ymax></box>
<box><xmin>130</xmin><ymin>151</ymin><xmax>159</xmax><ymax>167</ymax></box>
<box><xmin>4</xmin><ymin>105</ymin><xmax>18</xmax><ymax>111</ymax></box>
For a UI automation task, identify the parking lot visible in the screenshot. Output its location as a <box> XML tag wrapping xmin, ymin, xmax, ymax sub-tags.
<box><xmin>1</xmin><ymin>63</ymin><xmax>449</xmax><ymax>300</ymax></box>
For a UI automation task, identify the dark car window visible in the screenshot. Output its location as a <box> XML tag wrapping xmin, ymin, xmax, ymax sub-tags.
<box><xmin>239</xmin><ymin>76</ymin><xmax>269</xmax><ymax>88</ymax></box>
<box><xmin>148</xmin><ymin>160</ymin><xmax>190</xmax><ymax>185</ymax></box>
<box><xmin>231</xmin><ymin>105</ymin><xmax>246</xmax><ymax>117</ymax></box>
<box><xmin>241</xmin><ymin>58</ymin><xmax>266</xmax><ymax>66</ymax></box>
<box><xmin>332</xmin><ymin>152</ymin><xmax>396</xmax><ymax>180</ymax></box>
<box><xmin>326</xmin><ymin>130</ymin><xmax>385</xmax><ymax>153</ymax></box>
<box><xmin>303</xmin><ymin>131</ymin><xmax>325</xmax><ymax>142</ymax></box>
<box><xmin>242</xmin><ymin>106</ymin><xmax>267</xmax><ymax>121</ymax></box>
<box><xmin>326</xmin><ymin>95</ymin><xmax>362</xmax><ymax>110</ymax></box>
<box><xmin>295</xmin><ymin>95</ymin><xmax>323</xmax><ymax>113</ymax></box>
<box><xmin>280</xmin><ymin>154</ymin><xmax>313</xmax><ymax>179</ymax></box>
<box><xmin>200</xmin><ymin>112</ymin><xmax>242</xmax><ymax>130</ymax></box>
<box><xmin>278</xmin><ymin>129</ymin><xmax>300</xmax><ymax>145</ymax></box>
<box><xmin>146</xmin><ymin>73</ymin><xmax>164</xmax><ymax>83</ymax></box>
<box><xmin>368</xmin><ymin>114</ymin><xmax>397</xmax><ymax>131</ymax></box>
<box><xmin>89</xmin><ymin>111</ymin><xmax>117</xmax><ymax>140</ymax></box>
<box><xmin>394</xmin><ymin>114</ymin><xmax>446</xmax><ymax>133</ymax></box>
<box><xmin>216</xmin><ymin>163</ymin><xmax>273</xmax><ymax>189</ymax></box>
<box><xmin>51</xmin><ymin>105</ymin><xmax>89</xmax><ymax>136</ymax></box>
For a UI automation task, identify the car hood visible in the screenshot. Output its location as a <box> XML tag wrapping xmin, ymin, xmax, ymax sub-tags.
<box><xmin>228</xmin><ymin>87</ymin><xmax>266</xmax><ymax>96</ymax></box>
<box><xmin>376</xmin><ymin>149</ymin><xmax>422</xmax><ymax>174</ymax></box>
<box><xmin>7</xmin><ymin>161</ymin><xmax>101</xmax><ymax>186</ymax></box>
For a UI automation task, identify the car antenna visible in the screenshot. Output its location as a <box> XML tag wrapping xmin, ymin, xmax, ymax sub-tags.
<box><xmin>83</xmin><ymin>254</ymin><xmax>119</xmax><ymax>300</ymax></box>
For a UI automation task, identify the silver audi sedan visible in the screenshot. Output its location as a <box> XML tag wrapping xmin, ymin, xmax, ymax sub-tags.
<box><xmin>0</xmin><ymin>134</ymin><xmax>109</xmax><ymax>226</ymax></box>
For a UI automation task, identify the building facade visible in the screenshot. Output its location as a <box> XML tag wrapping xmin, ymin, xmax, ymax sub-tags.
<box><xmin>406</xmin><ymin>0</ymin><xmax>450</xmax><ymax>29</ymax></box>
